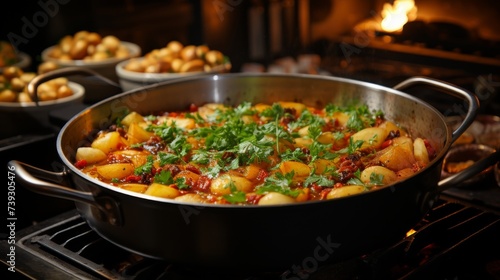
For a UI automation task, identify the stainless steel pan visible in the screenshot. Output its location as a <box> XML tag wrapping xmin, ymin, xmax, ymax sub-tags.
<box><xmin>11</xmin><ymin>73</ymin><xmax>499</xmax><ymax>272</ymax></box>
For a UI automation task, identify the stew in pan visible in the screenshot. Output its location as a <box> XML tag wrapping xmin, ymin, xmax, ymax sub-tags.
<box><xmin>74</xmin><ymin>101</ymin><xmax>436</xmax><ymax>205</ymax></box>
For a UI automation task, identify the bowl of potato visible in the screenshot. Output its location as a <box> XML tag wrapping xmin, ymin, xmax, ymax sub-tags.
<box><xmin>0</xmin><ymin>66</ymin><xmax>85</xmax><ymax>139</ymax></box>
<box><xmin>41</xmin><ymin>30</ymin><xmax>141</xmax><ymax>83</ymax></box>
<box><xmin>0</xmin><ymin>41</ymin><xmax>31</xmax><ymax>72</ymax></box>
<box><xmin>116</xmin><ymin>41</ymin><xmax>231</xmax><ymax>91</ymax></box>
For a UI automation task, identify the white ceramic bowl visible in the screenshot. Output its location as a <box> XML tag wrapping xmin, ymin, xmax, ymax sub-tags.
<box><xmin>0</xmin><ymin>82</ymin><xmax>85</xmax><ymax>139</ymax></box>
<box><xmin>0</xmin><ymin>52</ymin><xmax>32</xmax><ymax>73</ymax></box>
<box><xmin>116</xmin><ymin>57</ymin><xmax>231</xmax><ymax>91</ymax></box>
<box><xmin>41</xmin><ymin>42</ymin><xmax>141</xmax><ymax>83</ymax></box>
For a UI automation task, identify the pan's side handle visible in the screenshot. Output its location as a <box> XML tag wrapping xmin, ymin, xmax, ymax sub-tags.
<box><xmin>437</xmin><ymin>149</ymin><xmax>500</xmax><ymax>190</ymax></box>
<box><xmin>393</xmin><ymin>76</ymin><xmax>479</xmax><ymax>144</ymax></box>
<box><xmin>28</xmin><ymin>67</ymin><xmax>122</xmax><ymax>105</ymax></box>
<box><xmin>8</xmin><ymin>160</ymin><xmax>122</xmax><ymax>226</ymax></box>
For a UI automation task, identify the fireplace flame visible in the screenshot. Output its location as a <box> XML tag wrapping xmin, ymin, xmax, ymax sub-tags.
<box><xmin>380</xmin><ymin>0</ymin><xmax>417</xmax><ymax>32</ymax></box>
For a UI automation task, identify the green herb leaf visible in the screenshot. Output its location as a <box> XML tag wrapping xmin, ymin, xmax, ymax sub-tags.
<box><xmin>134</xmin><ymin>155</ymin><xmax>154</xmax><ymax>175</ymax></box>
<box><xmin>154</xmin><ymin>170</ymin><xmax>174</xmax><ymax>185</ymax></box>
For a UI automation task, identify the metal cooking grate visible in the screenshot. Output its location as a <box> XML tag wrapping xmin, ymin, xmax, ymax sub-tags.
<box><xmin>16</xmin><ymin>196</ymin><xmax>500</xmax><ymax>280</ymax></box>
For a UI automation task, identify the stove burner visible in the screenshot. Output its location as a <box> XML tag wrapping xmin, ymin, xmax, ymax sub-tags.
<box><xmin>3</xmin><ymin>196</ymin><xmax>499</xmax><ymax>280</ymax></box>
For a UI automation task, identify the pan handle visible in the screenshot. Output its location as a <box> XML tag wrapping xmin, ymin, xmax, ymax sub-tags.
<box><xmin>437</xmin><ymin>149</ymin><xmax>500</xmax><ymax>190</ymax></box>
<box><xmin>27</xmin><ymin>66</ymin><xmax>122</xmax><ymax>106</ymax></box>
<box><xmin>8</xmin><ymin>160</ymin><xmax>122</xmax><ymax>226</ymax></box>
<box><xmin>393</xmin><ymin>76</ymin><xmax>479</xmax><ymax>144</ymax></box>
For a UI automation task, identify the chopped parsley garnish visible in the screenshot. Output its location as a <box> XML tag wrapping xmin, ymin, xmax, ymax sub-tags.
<box><xmin>154</xmin><ymin>170</ymin><xmax>174</xmax><ymax>185</ymax></box>
<box><xmin>134</xmin><ymin>155</ymin><xmax>154</xmax><ymax>175</ymax></box>
<box><xmin>223</xmin><ymin>181</ymin><xmax>247</xmax><ymax>204</ymax></box>
<box><xmin>256</xmin><ymin>172</ymin><xmax>301</xmax><ymax>197</ymax></box>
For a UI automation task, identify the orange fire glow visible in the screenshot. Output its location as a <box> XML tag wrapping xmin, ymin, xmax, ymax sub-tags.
<box><xmin>380</xmin><ymin>0</ymin><xmax>418</xmax><ymax>32</ymax></box>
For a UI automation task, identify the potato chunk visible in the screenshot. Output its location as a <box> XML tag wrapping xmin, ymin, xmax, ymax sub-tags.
<box><xmin>413</xmin><ymin>138</ymin><xmax>430</xmax><ymax>167</ymax></box>
<box><xmin>258</xmin><ymin>192</ymin><xmax>295</xmax><ymax>205</ymax></box>
<box><xmin>326</xmin><ymin>185</ymin><xmax>365</xmax><ymax>199</ymax></box>
<box><xmin>96</xmin><ymin>163</ymin><xmax>134</xmax><ymax>180</ymax></box>
<box><xmin>279</xmin><ymin>161</ymin><xmax>311</xmax><ymax>178</ymax></box>
<box><xmin>75</xmin><ymin>147</ymin><xmax>107</xmax><ymax>164</ymax></box>
<box><xmin>121</xmin><ymin>112</ymin><xmax>145</xmax><ymax>126</ymax></box>
<box><xmin>360</xmin><ymin>166</ymin><xmax>398</xmax><ymax>185</ymax></box>
<box><xmin>210</xmin><ymin>174</ymin><xmax>253</xmax><ymax>195</ymax></box>
<box><xmin>127</xmin><ymin>123</ymin><xmax>154</xmax><ymax>144</ymax></box>
<box><xmin>277</xmin><ymin>101</ymin><xmax>306</xmax><ymax>116</ymax></box>
<box><xmin>351</xmin><ymin>127</ymin><xmax>388</xmax><ymax>151</ymax></box>
<box><xmin>377</xmin><ymin>136</ymin><xmax>416</xmax><ymax>171</ymax></box>
<box><xmin>145</xmin><ymin>183</ymin><xmax>180</xmax><ymax>198</ymax></box>
<box><xmin>120</xmin><ymin>183</ymin><xmax>148</xmax><ymax>193</ymax></box>
<box><xmin>91</xmin><ymin>131</ymin><xmax>124</xmax><ymax>154</ymax></box>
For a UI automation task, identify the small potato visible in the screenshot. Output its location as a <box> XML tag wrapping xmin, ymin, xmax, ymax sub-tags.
<box><xmin>330</xmin><ymin>111</ymin><xmax>350</xmax><ymax>127</ymax></box>
<box><xmin>120</xmin><ymin>183</ymin><xmax>148</xmax><ymax>193</ymax></box>
<box><xmin>317</xmin><ymin>132</ymin><xmax>347</xmax><ymax>149</ymax></box>
<box><xmin>74</xmin><ymin>30</ymin><xmax>90</xmax><ymax>40</ymax></box>
<box><xmin>174</xmin><ymin>193</ymin><xmax>206</xmax><ymax>203</ymax></box>
<box><xmin>86</xmin><ymin>32</ymin><xmax>102</xmax><ymax>45</ymax></box>
<box><xmin>17</xmin><ymin>92</ymin><xmax>32</xmax><ymax>103</ymax></box>
<box><xmin>277</xmin><ymin>101</ymin><xmax>307</xmax><ymax>116</ymax></box>
<box><xmin>279</xmin><ymin>161</ymin><xmax>311</xmax><ymax>178</ymax></box>
<box><xmin>2</xmin><ymin>66</ymin><xmax>22</xmax><ymax>80</ymax></box>
<box><xmin>157</xmin><ymin>116</ymin><xmax>195</xmax><ymax>129</ymax></box>
<box><xmin>297</xmin><ymin>125</ymin><xmax>310</xmax><ymax>137</ymax></box>
<box><xmin>197</xmin><ymin>103</ymin><xmax>226</xmax><ymax>120</ymax></box>
<box><xmin>59</xmin><ymin>36</ymin><xmax>73</xmax><ymax>52</ymax></box>
<box><xmin>179</xmin><ymin>59</ymin><xmax>204</xmax><ymax>73</ymax></box>
<box><xmin>396</xmin><ymin>168</ymin><xmax>415</xmax><ymax>180</ymax></box>
<box><xmin>171</xmin><ymin>58</ymin><xmax>184</xmax><ymax>73</ymax></box>
<box><xmin>242</xmin><ymin>164</ymin><xmax>261</xmax><ymax>180</ymax></box>
<box><xmin>96</xmin><ymin>163</ymin><xmax>135</xmax><ymax>180</ymax></box>
<box><xmin>253</xmin><ymin>103</ymin><xmax>271</xmax><ymax>113</ymax></box>
<box><xmin>75</xmin><ymin>147</ymin><xmax>107</xmax><ymax>164</ymax></box>
<box><xmin>0</xmin><ymin>89</ymin><xmax>17</xmax><ymax>102</ymax></box>
<box><xmin>312</xmin><ymin>159</ymin><xmax>336</xmax><ymax>175</ymax></box>
<box><xmin>195</xmin><ymin>45</ymin><xmax>209</xmax><ymax>59</ymax></box>
<box><xmin>10</xmin><ymin>77</ymin><xmax>26</xmax><ymax>92</ymax></box>
<box><xmin>360</xmin><ymin>165</ymin><xmax>397</xmax><ymax>185</ymax></box>
<box><xmin>127</xmin><ymin>123</ymin><xmax>154</xmax><ymax>144</ymax></box>
<box><xmin>413</xmin><ymin>138</ymin><xmax>430</xmax><ymax>167</ymax></box>
<box><xmin>145</xmin><ymin>183</ymin><xmax>180</xmax><ymax>198</ymax></box>
<box><xmin>351</xmin><ymin>127</ymin><xmax>389</xmax><ymax>151</ymax></box>
<box><xmin>293</xmin><ymin>137</ymin><xmax>313</xmax><ymax>148</ymax></box>
<box><xmin>112</xmin><ymin>150</ymin><xmax>149</xmax><ymax>167</ymax></box>
<box><xmin>180</xmin><ymin>45</ymin><xmax>197</xmax><ymax>61</ymax></box>
<box><xmin>326</xmin><ymin>185</ymin><xmax>365</xmax><ymax>199</ymax></box>
<box><xmin>38</xmin><ymin>90</ymin><xmax>57</xmax><ymax>101</ymax></box>
<box><xmin>210</xmin><ymin>174</ymin><xmax>253</xmax><ymax>195</ymax></box>
<box><xmin>205</xmin><ymin>50</ymin><xmax>223</xmax><ymax>66</ymax></box>
<box><xmin>379</xmin><ymin>121</ymin><xmax>408</xmax><ymax>137</ymax></box>
<box><xmin>38</xmin><ymin>61</ymin><xmax>59</xmax><ymax>74</ymax></box>
<box><xmin>69</xmin><ymin>39</ymin><xmax>89</xmax><ymax>59</ymax></box>
<box><xmin>124</xmin><ymin>59</ymin><xmax>145</xmax><ymax>72</ymax></box>
<box><xmin>115</xmin><ymin>45</ymin><xmax>131</xmax><ymax>58</ymax></box>
<box><xmin>174</xmin><ymin>170</ymin><xmax>200</xmax><ymax>188</ymax></box>
<box><xmin>258</xmin><ymin>192</ymin><xmax>295</xmax><ymax>205</ymax></box>
<box><xmin>167</xmin><ymin>41</ymin><xmax>184</xmax><ymax>54</ymax></box>
<box><xmin>91</xmin><ymin>51</ymin><xmax>111</xmax><ymax>61</ymax></box>
<box><xmin>121</xmin><ymin>111</ymin><xmax>145</xmax><ymax>126</ymax></box>
<box><xmin>91</xmin><ymin>131</ymin><xmax>123</xmax><ymax>153</ymax></box>
<box><xmin>377</xmin><ymin>136</ymin><xmax>416</xmax><ymax>171</ymax></box>
<box><xmin>101</xmin><ymin>35</ymin><xmax>121</xmax><ymax>53</ymax></box>
<box><xmin>57</xmin><ymin>84</ymin><xmax>74</xmax><ymax>98</ymax></box>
